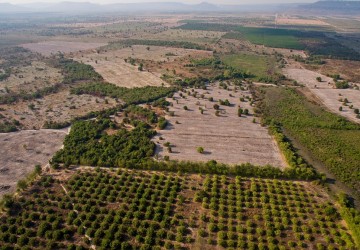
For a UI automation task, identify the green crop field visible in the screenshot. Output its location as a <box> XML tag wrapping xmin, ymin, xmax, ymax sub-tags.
<box><xmin>0</xmin><ymin>168</ymin><xmax>357</xmax><ymax>250</ymax></box>
<box><xmin>235</xmin><ymin>27</ymin><xmax>305</xmax><ymax>50</ymax></box>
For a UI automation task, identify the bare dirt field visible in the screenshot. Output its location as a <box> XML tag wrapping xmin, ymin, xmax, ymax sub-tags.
<box><xmin>0</xmin><ymin>129</ymin><xmax>67</xmax><ymax>198</ymax></box>
<box><xmin>0</xmin><ymin>90</ymin><xmax>117</xmax><ymax>129</ymax></box>
<box><xmin>0</xmin><ymin>61</ymin><xmax>62</xmax><ymax>94</ymax></box>
<box><xmin>21</xmin><ymin>41</ymin><xmax>107</xmax><ymax>56</ymax></box>
<box><xmin>73</xmin><ymin>46</ymin><xmax>212</xmax><ymax>87</ymax></box>
<box><xmin>153</xmin><ymin>83</ymin><xmax>287</xmax><ymax>168</ymax></box>
<box><xmin>284</xmin><ymin>67</ymin><xmax>360</xmax><ymax>124</ymax></box>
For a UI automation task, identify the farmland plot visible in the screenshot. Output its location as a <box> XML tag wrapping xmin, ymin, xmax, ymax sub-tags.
<box><xmin>0</xmin><ymin>168</ymin><xmax>356</xmax><ymax>249</ymax></box>
<box><xmin>153</xmin><ymin>83</ymin><xmax>286</xmax><ymax>168</ymax></box>
<box><xmin>0</xmin><ymin>129</ymin><xmax>66</xmax><ymax>198</ymax></box>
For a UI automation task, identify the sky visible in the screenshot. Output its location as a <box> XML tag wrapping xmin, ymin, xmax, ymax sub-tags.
<box><xmin>3</xmin><ymin>0</ymin><xmax>316</xmax><ymax>5</ymax></box>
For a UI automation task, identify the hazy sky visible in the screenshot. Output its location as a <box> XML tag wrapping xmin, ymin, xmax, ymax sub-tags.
<box><xmin>3</xmin><ymin>0</ymin><xmax>316</xmax><ymax>5</ymax></box>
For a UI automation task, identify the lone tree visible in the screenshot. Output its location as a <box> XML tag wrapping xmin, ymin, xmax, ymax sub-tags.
<box><xmin>316</xmin><ymin>77</ymin><xmax>322</xmax><ymax>82</ymax></box>
<box><xmin>197</xmin><ymin>147</ymin><xmax>205</xmax><ymax>154</ymax></box>
<box><xmin>238</xmin><ymin>108</ymin><xmax>243</xmax><ymax>117</ymax></box>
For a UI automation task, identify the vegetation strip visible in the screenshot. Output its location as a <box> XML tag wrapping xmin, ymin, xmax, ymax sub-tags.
<box><xmin>257</xmin><ymin>87</ymin><xmax>360</xmax><ymax>197</ymax></box>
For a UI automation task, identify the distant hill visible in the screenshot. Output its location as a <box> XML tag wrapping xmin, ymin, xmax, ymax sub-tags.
<box><xmin>298</xmin><ymin>1</ymin><xmax>360</xmax><ymax>14</ymax></box>
<box><xmin>1</xmin><ymin>1</ymin><xmax>358</xmax><ymax>14</ymax></box>
<box><xmin>0</xmin><ymin>3</ymin><xmax>28</xmax><ymax>12</ymax></box>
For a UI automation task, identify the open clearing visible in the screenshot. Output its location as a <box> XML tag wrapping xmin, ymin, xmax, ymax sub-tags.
<box><xmin>0</xmin><ymin>90</ymin><xmax>117</xmax><ymax>129</ymax></box>
<box><xmin>21</xmin><ymin>41</ymin><xmax>106</xmax><ymax>56</ymax></box>
<box><xmin>0</xmin><ymin>129</ymin><xmax>66</xmax><ymax>198</ymax></box>
<box><xmin>284</xmin><ymin>67</ymin><xmax>360</xmax><ymax>124</ymax></box>
<box><xmin>153</xmin><ymin>83</ymin><xmax>286</xmax><ymax>168</ymax></box>
<box><xmin>73</xmin><ymin>46</ymin><xmax>211</xmax><ymax>88</ymax></box>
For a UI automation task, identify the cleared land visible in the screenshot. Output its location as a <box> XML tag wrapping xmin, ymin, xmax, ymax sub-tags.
<box><xmin>0</xmin><ymin>61</ymin><xmax>62</xmax><ymax>94</ymax></box>
<box><xmin>0</xmin><ymin>90</ymin><xmax>117</xmax><ymax>129</ymax></box>
<box><xmin>283</xmin><ymin>67</ymin><xmax>360</xmax><ymax>124</ymax></box>
<box><xmin>21</xmin><ymin>41</ymin><xmax>106</xmax><ymax>56</ymax></box>
<box><xmin>73</xmin><ymin>46</ymin><xmax>212</xmax><ymax>88</ymax></box>
<box><xmin>0</xmin><ymin>129</ymin><xmax>66</xmax><ymax>198</ymax></box>
<box><xmin>153</xmin><ymin>83</ymin><xmax>286</xmax><ymax>168</ymax></box>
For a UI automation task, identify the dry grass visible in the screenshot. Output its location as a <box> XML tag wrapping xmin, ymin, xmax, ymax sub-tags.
<box><xmin>153</xmin><ymin>83</ymin><xmax>287</xmax><ymax>168</ymax></box>
<box><xmin>21</xmin><ymin>41</ymin><xmax>106</xmax><ymax>56</ymax></box>
<box><xmin>0</xmin><ymin>129</ymin><xmax>67</xmax><ymax>198</ymax></box>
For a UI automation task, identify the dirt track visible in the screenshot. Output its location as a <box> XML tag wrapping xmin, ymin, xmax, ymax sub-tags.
<box><xmin>153</xmin><ymin>83</ymin><xmax>287</xmax><ymax>168</ymax></box>
<box><xmin>0</xmin><ymin>129</ymin><xmax>67</xmax><ymax>198</ymax></box>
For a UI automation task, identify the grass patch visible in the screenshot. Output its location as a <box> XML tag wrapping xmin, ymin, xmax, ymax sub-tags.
<box><xmin>221</xmin><ymin>53</ymin><xmax>279</xmax><ymax>82</ymax></box>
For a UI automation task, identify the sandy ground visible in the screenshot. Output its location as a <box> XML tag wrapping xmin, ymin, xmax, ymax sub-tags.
<box><xmin>0</xmin><ymin>129</ymin><xmax>67</xmax><ymax>198</ymax></box>
<box><xmin>284</xmin><ymin>67</ymin><xmax>360</xmax><ymax>124</ymax></box>
<box><xmin>73</xmin><ymin>46</ymin><xmax>211</xmax><ymax>88</ymax></box>
<box><xmin>0</xmin><ymin>90</ymin><xmax>117</xmax><ymax>129</ymax></box>
<box><xmin>153</xmin><ymin>83</ymin><xmax>287</xmax><ymax>168</ymax></box>
<box><xmin>21</xmin><ymin>41</ymin><xmax>107</xmax><ymax>56</ymax></box>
